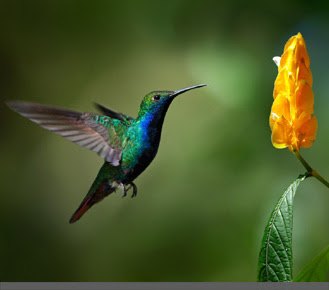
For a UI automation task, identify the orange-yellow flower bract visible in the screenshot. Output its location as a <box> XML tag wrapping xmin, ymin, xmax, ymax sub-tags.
<box><xmin>270</xmin><ymin>33</ymin><xmax>317</xmax><ymax>151</ymax></box>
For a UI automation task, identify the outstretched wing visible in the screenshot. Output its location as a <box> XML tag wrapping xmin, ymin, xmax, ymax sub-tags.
<box><xmin>94</xmin><ymin>103</ymin><xmax>134</xmax><ymax>125</ymax></box>
<box><xmin>6</xmin><ymin>101</ymin><xmax>126</xmax><ymax>166</ymax></box>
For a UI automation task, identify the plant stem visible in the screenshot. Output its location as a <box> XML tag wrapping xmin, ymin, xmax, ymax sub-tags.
<box><xmin>293</xmin><ymin>149</ymin><xmax>329</xmax><ymax>189</ymax></box>
<box><xmin>312</xmin><ymin>170</ymin><xmax>329</xmax><ymax>188</ymax></box>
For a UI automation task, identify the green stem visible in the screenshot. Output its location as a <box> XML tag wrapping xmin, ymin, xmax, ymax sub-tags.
<box><xmin>312</xmin><ymin>170</ymin><xmax>329</xmax><ymax>188</ymax></box>
<box><xmin>293</xmin><ymin>149</ymin><xmax>329</xmax><ymax>189</ymax></box>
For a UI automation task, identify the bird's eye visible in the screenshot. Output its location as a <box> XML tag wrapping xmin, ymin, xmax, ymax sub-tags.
<box><xmin>152</xmin><ymin>95</ymin><xmax>161</xmax><ymax>101</ymax></box>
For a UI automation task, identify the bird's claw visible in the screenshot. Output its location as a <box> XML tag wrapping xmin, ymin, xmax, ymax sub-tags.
<box><xmin>119</xmin><ymin>183</ymin><xmax>127</xmax><ymax>198</ymax></box>
<box><xmin>119</xmin><ymin>182</ymin><xmax>137</xmax><ymax>198</ymax></box>
<box><xmin>130</xmin><ymin>182</ymin><xmax>138</xmax><ymax>198</ymax></box>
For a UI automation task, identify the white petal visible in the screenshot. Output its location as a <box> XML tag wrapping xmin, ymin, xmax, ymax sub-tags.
<box><xmin>273</xmin><ymin>56</ymin><xmax>281</xmax><ymax>67</ymax></box>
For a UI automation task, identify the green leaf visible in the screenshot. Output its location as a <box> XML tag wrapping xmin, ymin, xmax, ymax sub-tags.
<box><xmin>293</xmin><ymin>245</ymin><xmax>329</xmax><ymax>282</ymax></box>
<box><xmin>257</xmin><ymin>175</ymin><xmax>306</xmax><ymax>282</ymax></box>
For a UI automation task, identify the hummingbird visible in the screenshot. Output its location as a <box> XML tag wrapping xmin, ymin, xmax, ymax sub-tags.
<box><xmin>6</xmin><ymin>84</ymin><xmax>206</xmax><ymax>223</ymax></box>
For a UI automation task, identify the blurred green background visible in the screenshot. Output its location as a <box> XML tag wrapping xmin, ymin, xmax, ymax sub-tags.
<box><xmin>1</xmin><ymin>0</ymin><xmax>329</xmax><ymax>282</ymax></box>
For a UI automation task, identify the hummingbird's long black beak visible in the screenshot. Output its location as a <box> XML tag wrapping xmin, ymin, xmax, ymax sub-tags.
<box><xmin>170</xmin><ymin>84</ymin><xmax>207</xmax><ymax>98</ymax></box>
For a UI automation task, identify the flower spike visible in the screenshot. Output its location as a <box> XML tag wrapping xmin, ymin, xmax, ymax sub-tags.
<box><xmin>270</xmin><ymin>33</ymin><xmax>317</xmax><ymax>151</ymax></box>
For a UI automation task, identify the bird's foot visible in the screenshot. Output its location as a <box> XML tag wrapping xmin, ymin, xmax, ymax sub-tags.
<box><xmin>119</xmin><ymin>183</ymin><xmax>127</xmax><ymax>197</ymax></box>
<box><xmin>119</xmin><ymin>182</ymin><xmax>137</xmax><ymax>198</ymax></box>
<box><xmin>129</xmin><ymin>182</ymin><xmax>138</xmax><ymax>198</ymax></box>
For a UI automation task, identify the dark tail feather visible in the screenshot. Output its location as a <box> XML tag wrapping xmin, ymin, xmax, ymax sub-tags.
<box><xmin>69</xmin><ymin>195</ymin><xmax>93</xmax><ymax>223</ymax></box>
<box><xmin>69</xmin><ymin>177</ymin><xmax>115</xmax><ymax>223</ymax></box>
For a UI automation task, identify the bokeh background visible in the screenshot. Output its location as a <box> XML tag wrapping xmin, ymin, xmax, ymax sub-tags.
<box><xmin>1</xmin><ymin>0</ymin><xmax>329</xmax><ymax>282</ymax></box>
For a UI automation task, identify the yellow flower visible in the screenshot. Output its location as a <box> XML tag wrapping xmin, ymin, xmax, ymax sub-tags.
<box><xmin>270</xmin><ymin>33</ymin><xmax>317</xmax><ymax>151</ymax></box>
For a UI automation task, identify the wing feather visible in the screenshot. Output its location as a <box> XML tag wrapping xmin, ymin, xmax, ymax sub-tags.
<box><xmin>94</xmin><ymin>102</ymin><xmax>134</xmax><ymax>124</ymax></box>
<box><xmin>6</xmin><ymin>101</ymin><xmax>124</xmax><ymax>166</ymax></box>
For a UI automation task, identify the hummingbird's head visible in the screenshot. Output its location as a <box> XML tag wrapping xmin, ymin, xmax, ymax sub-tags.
<box><xmin>138</xmin><ymin>84</ymin><xmax>206</xmax><ymax>118</ymax></box>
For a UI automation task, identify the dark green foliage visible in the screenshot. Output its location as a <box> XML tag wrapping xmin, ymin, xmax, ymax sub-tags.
<box><xmin>294</xmin><ymin>245</ymin><xmax>329</xmax><ymax>282</ymax></box>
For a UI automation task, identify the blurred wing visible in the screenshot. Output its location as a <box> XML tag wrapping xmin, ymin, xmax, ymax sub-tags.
<box><xmin>6</xmin><ymin>101</ymin><xmax>124</xmax><ymax>166</ymax></box>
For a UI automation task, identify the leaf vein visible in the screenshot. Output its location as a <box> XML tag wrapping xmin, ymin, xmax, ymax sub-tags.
<box><xmin>273</xmin><ymin>223</ymin><xmax>291</xmax><ymax>277</ymax></box>
<box><xmin>269</xmin><ymin>242</ymin><xmax>286</xmax><ymax>280</ymax></box>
